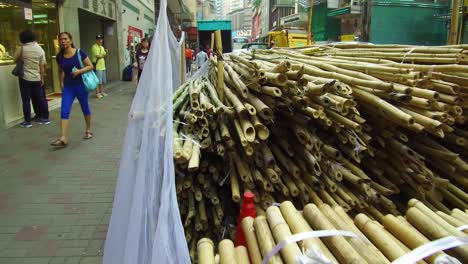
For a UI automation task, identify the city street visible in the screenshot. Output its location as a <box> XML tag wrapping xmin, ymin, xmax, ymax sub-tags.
<box><xmin>0</xmin><ymin>82</ymin><xmax>135</xmax><ymax>264</ymax></box>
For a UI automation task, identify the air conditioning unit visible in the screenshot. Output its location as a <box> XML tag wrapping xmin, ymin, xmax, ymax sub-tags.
<box><xmin>350</xmin><ymin>0</ymin><xmax>361</xmax><ymax>13</ymax></box>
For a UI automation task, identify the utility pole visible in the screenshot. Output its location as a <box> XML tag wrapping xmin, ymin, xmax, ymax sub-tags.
<box><xmin>449</xmin><ymin>0</ymin><xmax>460</xmax><ymax>44</ymax></box>
<box><xmin>307</xmin><ymin>0</ymin><xmax>314</xmax><ymax>45</ymax></box>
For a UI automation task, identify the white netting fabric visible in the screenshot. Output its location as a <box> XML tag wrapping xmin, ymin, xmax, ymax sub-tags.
<box><xmin>103</xmin><ymin>0</ymin><xmax>190</xmax><ymax>263</ymax></box>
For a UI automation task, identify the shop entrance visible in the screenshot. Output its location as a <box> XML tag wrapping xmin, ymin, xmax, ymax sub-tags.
<box><xmin>78</xmin><ymin>9</ymin><xmax>119</xmax><ymax>83</ymax></box>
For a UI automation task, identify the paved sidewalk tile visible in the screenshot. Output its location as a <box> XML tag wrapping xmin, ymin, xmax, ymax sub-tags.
<box><xmin>0</xmin><ymin>82</ymin><xmax>135</xmax><ymax>262</ymax></box>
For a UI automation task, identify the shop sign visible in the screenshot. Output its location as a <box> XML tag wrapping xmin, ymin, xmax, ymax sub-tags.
<box><xmin>327</xmin><ymin>0</ymin><xmax>339</xmax><ymax>9</ymax></box>
<box><xmin>24</xmin><ymin>7</ymin><xmax>32</xmax><ymax>20</ymax></box>
<box><xmin>236</xmin><ymin>30</ymin><xmax>252</xmax><ymax>37</ymax></box>
<box><xmin>127</xmin><ymin>25</ymin><xmax>143</xmax><ymax>46</ymax></box>
<box><xmin>81</xmin><ymin>0</ymin><xmax>116</xmax><ymax>20</ymax></box>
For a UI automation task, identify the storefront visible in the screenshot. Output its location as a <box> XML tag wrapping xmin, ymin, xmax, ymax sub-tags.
<box><xmin>62</xmin><ymin>0</ymin><xmax>119</xmax><ymax>85</ymax></box>
<box><xmin>0</xmin><ymin>0</ymin><xmax>60</xmax><ymax>128</ymax></box>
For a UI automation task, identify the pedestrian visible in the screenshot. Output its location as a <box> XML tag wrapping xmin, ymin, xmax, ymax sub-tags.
<box><xmin>50</xmin><ymin>32</ymin><xmax>94</xmax><ymax>147</ymax></box>
<box><xmin>13</xmin><ymin>29</ymin><xmax>50</xmax><ymax>127</ymax></box>
<box><xmin>185</xmin><ymin>43</ymin><xmax>193</xmax><ymax>74</ymax></box>
<box><xmin>135</xmin><ymin>38</ymin><xmax>150</xmax><ymax>82</ymax></box>
<box><xmin>206</xmin><ymin>43</ymin><xmax>212</xmax><ymax>58</ymax></box>
<box><xmin>90</xmin><ymin>34</ymin><xmax>107</xmax><ymax>98</ymax></box>
<box><xmin>195</xmin><ymin>47</ymin><xmax>208</xmax><ymax>69</ymax></box>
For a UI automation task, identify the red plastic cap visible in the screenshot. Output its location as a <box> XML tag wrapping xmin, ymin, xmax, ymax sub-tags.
<box><xmin>243</xmin><ymin>192</ymin><xmax>254</xmax><ymax>202</ymax></box>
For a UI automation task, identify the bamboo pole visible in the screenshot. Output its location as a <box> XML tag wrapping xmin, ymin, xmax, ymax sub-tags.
<box><xmin>406</xmin><ymin>207</ymin><xmax>468</xmax><ymax>262</ymax></box>
<box><xmin>215</xmin><ymin>30</ymin><xmax>224</xmax><ymax>102</ymax></box>
<box><xmin>266</xmin><ymin>206</ymin><xmax>302</xmax><ymax>264</ymax></box>
<box><xmin>242</xmin><ymin>217</ymin><xmax>263</xmax><ymax>264</ymax></box>
<box><xmin>303</xmin><ymin>204</ymin><xmax>368</xmax><ymax>264</ymax></box>
<box><xmin>253</xmin><ymin>216</ymin><xmax>284</xmax><ymax>264</ymax></box>
<box><xmin>382</xmin><ymin>214</ymin><xmax>446</xmax><ymax>263</ymax></box>
<box><xmin>279</xmin><ymin>201</ymin><xmax>338</xmax><ymax>263</ymax></box>
<box><xmin>319</xmin><ymin>204</ymin><xmax>390</xmax><ymax>264</ymax></box>
<box><xmin>198</xmin><ymin>238</ymin><xmax>215</xmax><ymax>264</ymax></box>
<box><xmin>235</xmin><ymin>246</ymin><xmax>251</xmax><ymax>264</ymax></box>
<box><xmin>219</xmin><ymin>239</ymin><xmax>237</xmax><ymax>264</ymax></box>
<box><xmin>354</xmin><ymin>213</ymin><xmax>408</xmax><ymax>261</ymax></box>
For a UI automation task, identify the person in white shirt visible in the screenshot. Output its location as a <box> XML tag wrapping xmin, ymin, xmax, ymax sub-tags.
<box><xmin>14</xmin><ymin>29</ymin><xmax>49</xmax><ymax>127</ymax></box>
<box><xmin>195</xmin><ymin>48</ymin><xmax>208</xmax><ymax>69</ymax></box>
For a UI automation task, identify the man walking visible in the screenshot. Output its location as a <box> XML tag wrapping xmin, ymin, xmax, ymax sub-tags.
<box><xmin>185</xmin><ymin>44</ymin><xmax>193</xmax><ymax>75</ymax></box>
<box><xmin>91</xmin><ymin>34</ymin><xmax>108</xmax><ymax>98</ymax></box>
<box><xmin>195</xmin><ymin>47</ymin><xmax>208</xmax><ymax>69</ymax></box>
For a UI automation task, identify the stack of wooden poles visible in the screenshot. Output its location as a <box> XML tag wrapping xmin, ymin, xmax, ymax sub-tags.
<box><xmin>196</xmin><ymin>199</ymin><xmax>468</xmax><ymax>264</ymax></box>
<box><xmin>172</xmin><ymin>45</ymin><xmax>468</xmax><ymax>256</ymax></box>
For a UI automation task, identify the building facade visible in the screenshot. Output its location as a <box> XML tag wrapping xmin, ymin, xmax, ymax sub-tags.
<box><xmin>0</xmin><ymin>0</ymin><xmax>62</xmax><ymax>128</ymax></box>
<box><xmin>0</xmin><ymin>0</ymin><xmax>156</xmax><ymax>129</ymax></box>
<box><xmin>227</xmin><ymin>1</ymin><xmax>252</xmax><ymax>36</ymax></box>
<box><xmin>198</xmin><ymin>0</ymin><xmax>216</xmax><ymax>20</ymax></box>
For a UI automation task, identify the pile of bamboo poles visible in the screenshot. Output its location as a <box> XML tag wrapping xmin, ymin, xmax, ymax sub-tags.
<box><xmin>172</xmin><ymin>45</ymin><xmax>468</xmax><ymax>255</ymax></box>
<box><xmin>196</xmin><ymin>199</ymin><xmax>468</xmax><ymax>264</ymax></box>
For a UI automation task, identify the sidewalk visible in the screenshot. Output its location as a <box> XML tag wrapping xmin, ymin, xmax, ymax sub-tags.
<box><xmin>0</xmin><ymin>81</ymin><xmax>136</xmax><ymax>264</ymax></box>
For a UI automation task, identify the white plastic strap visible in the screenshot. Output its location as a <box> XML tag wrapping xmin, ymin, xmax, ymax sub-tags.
<box><xmin>391</xmin><ymin>236</ymin><xmax>468</xmax><ymax>264</ymax></box>
<box><xmin>179</xmin><ymin>133</ymin><xmax>202</xmax><ymax>148</ymax></box>
<box><xmin>457</xmin><ymin>225</ymin><xmax>468</xmax><ymax>231</ymax></box>
<box><xmin>173</xmin><ymin>120</ymin><xmax>187</xmax><ymax>126</ymax></box>
<box><xmin>353</xmin><ymin>138</ymin><xmax>364</xmax><ymax>155</ymax></box>
<box><xmin>427</xmin><ymin>65</ymin><xmax>436</xmax><ymax>78</ymax></box>
<box><xmin>401</xmin><ymin>47</ymin><xmax>416</xmax><ymax>64</ymax></box>
<box><xmin>261</xmin><ymin>230</ymin><xmax>363</xmax><ymax>264</ymax></box>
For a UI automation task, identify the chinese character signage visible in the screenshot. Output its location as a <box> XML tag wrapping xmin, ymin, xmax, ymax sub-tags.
<box><xmin>80</xmin><ymin>0</ymin><xmax>116</xmax><ymax>20</ymax></box>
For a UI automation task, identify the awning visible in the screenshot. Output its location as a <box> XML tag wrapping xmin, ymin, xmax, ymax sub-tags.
<box><xmin>327</xmin><ymin>7</ymin><xmax>351</xmax><ymax>17</ymax></box>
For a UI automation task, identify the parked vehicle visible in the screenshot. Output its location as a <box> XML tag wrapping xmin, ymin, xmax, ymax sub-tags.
<box><xmin>233</xmin><ymin>37</ymin><xmax>249</xmax><ymax>50</ymax></box>
<box><xmin>241</xmin><ymin>43</ymin><xmax>269</xmax><ymax>50</ymax></box>
<box><xmin>267</xmin><ymin>27</ymin><xmax>311</xmax><ymax>47</ymax></box>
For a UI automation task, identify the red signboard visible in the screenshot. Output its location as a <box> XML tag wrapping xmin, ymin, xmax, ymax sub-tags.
<box><xmin>251</xmin><ymin>13</ymin><xmax>260</xmax><ymax>41</ymax></box>
<box><xmin>186</xmin><ymin>27</ymin><xmax>198</xmax><ymax>42</ymax></box>
<box><xmin>127</xmin><ymin>26</ymin><xmax>143</xmax><ymax>46</ymax></box>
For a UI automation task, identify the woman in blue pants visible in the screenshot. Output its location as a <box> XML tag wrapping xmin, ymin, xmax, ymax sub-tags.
<box><xmin>51</xmin><ymin>32</ymin><xmax>94</xmax><ymax>147</ymax></box>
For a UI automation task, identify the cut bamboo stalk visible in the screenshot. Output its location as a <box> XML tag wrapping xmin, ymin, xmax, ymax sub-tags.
<box><xmin>408</xmin><ymin>199</ymin><xmax>468</xmax><ymax>238</ymax></box>
<box><xmin>303</xmin><ymin>204</ymin><xmax>368</xmax><ymax>264</ymax></box>
<box><xmin>253</xmin><ymin>216</ymin><xmax>284</xmax><ymax>264</ymax></box>
<box><xmin>266</xmin><ymin>206</ymin><xmax>303</xmax><ymax>264</ymax></box>
<box><xmin>271</xmin><ymin>61</ymin><xmax>291</xmax><ymax>73</ymax></box>
<box><xmin>406</xmin><ymin>207</ymin><xmax>468</xmax><ymax>262</ymax></box>
<box><xmin>270</xmin><ymin>144</ymin><xmax>300</xmax><ymax>178</ymax></box>
<box><xmin>235</xmin><ymin>246</ymin><xmax>251</xmax><ymax>264</ymax></box>
<box><xmin>319</xmin><ymin>204</ymin><xmax>390</xmax><ymax>264</ymax></box>
<box><xmin>188</xmin><ymin>144</ymin><xmax>201</xmax><ymax>172</ymax></box>
<box><xmin>219</xmin><ymin>239</ymin><xmax>237</xmax><ymax>264</ymax></box>
<box><xmin>260</xmin><ymin>85</ymin><xmax>283</xmax><ymax>97</ymax></box>
<box><xmin>198</xmin><ymin>238</ymin><xmax>215</xmax><ymax>264</ymax></box>
<box><xmin>382</xmin><ymin>214</ymin><xmax>445</xmax><ymax>263</ymax></box>
<box><xmin>230</xmin><ymin>165</ymin><xmax>241</xmax><ymax>203</ymax></box>
<box><xmin>354</xmin><ymin>213</ymin><xmax>408</xmax><ymax>261</ymax></box>
<box><xmin>279</xmin><ymin>201</ymin><xmax>338</xmax><ymax>263</ymax></box>
<box><xmin>242</xmin><ymin>217</ymin><xmax>263</xmax><ymax>264</ymax></box>
<box><xmin>452</xmin><ymin>208</ymin><xmax>468</xmax><ymax>223</ymax></box>
<box><xmin>436</xmin><ymin>211</ymin><xmax>468</xmax><ymax>233</ymax></box>
<box><xmin>246</xmin><ymin>93</ymin><xmax>273</xmax><ymax>120</ymax></box>
<box><xmin>250</xmin><ymin>114</ymin><xmax>269</xmax><ymax>140</ymax></box>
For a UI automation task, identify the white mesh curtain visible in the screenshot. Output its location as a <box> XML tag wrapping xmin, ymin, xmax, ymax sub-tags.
<box><xmin>103</xmin><ymin>0</ymin><xmax>190</xmax><ymax>263</ymax></box>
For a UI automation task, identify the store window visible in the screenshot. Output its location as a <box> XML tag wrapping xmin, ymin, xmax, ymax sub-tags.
<box><xmin>0</xmin><ymin>0</ymin><xmax>59</xmax><ymax>94</ymax></box>
<box><xmin>0</xmin><ymin>1</ymin><xmax>28</xmax><ymax>64</ymax></box>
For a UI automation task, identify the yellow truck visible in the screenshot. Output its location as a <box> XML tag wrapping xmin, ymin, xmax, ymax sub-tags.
<box><xmin>267</xmin><ymin>28</ymin><xmax>311</xmax><ymax>48</ymax></box>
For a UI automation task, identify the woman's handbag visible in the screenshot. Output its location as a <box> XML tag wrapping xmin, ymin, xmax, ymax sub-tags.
<box><xmin>11</xmin><ymin>46</ymin><xmax>24</xmax><ymax>77</ymax></box>
<box><xmin>76</xmin><ymin>48</ymin><xmax>99</xmax><ymax>92</ymax></box>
